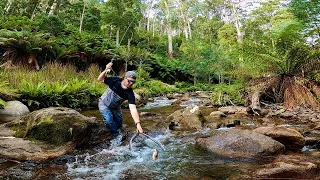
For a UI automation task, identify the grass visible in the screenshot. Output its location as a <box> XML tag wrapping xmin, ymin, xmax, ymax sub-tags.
<box><xmin>0</xmin><ymin>63</ymin><xmax>248</xmax><ymax>109</ymax></box>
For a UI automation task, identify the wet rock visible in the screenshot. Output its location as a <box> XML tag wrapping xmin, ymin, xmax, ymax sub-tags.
<box><xmin>196</xmin><ymin>129</ymin><xmax>285</xmax><ymax>158</ymax></box>
<box><xmin>304</xmin><ymin>137</ymin><xmax>320</xmax><ymax>148</ymax></box>
<box><xmin>7</xmin><ymin>107</ymin><xmax>109</xmax><ymax>147</ymax></box>
<box><xmin>0</xmin><ymin>101</ymin><xmax>29</xmax><ymax>116</ymax></box>
<box><xmin>140</xmin><ymin>112</ymin><xmax>162</xmax><ymax>119</ymax></box>
<box><xmin>252</xmin><ymin>155</ymin><xmax>319</xmax><ymax>179</ymax></box>
<box><xmin>218</xmin><ymin>106</ymin><xmax>247</xmax><ymax>115</ymax></box>
<box><xmin>209</xmin><ymin>111</ymin><xmax>226</xmax><ymax>118</ymax></box>
<box><xmin>0</xmin><ymin>166</ymin><xmax>34</xmax><ymax>179</ymax></box>
<box><xmin>253</xmin><ymin>126</ymin><xmax>305</xmax><ymax>150</ymax></box>
<box><xmin>167</xmin><ymin>105</ymin><xmax>205</xmax><ymax>131</ymax></box>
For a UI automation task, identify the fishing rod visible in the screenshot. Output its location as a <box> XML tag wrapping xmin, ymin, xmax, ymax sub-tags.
<box><xmin>109</xmin><ymin>8</ymin><xmax>140</xmax><ymax>65</ymax></box>
<box><xmin>129</xmin><ymin>131</ymin><xmax>166</xmax><ymax>151</ymax></box>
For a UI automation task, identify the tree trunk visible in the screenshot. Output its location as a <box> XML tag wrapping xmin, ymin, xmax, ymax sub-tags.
<box><xmin>251</xmin><ymin>91</ymin><xmax>262</xmax><ymax>115</ymax></box>
<box><xmin>152</xmin><ymin>18</ymin><xmax>155</xmax><ymax>37</ymax></box>
<box><xmin>164</xmin><ymin>1</ymin><xmax>173</xmax><ymax>58</ymax></box>
<box><xmin>79</xmin><ymin>1</ymin><xmax>86</xmax><ymax>33</ymax></box>
<box><xmin>193</xmin><ymin>68</ymin><xmax>197</xmax><ymax>85</ymax></box>
<box><xmin>116</xmin><ymin>27</ymin><xmax>120</xmax><ymax>46</ymax></box>
<box><xmin>28</xmin><ymin>54</ymin><xmax>40</xmax><ymax>71</ymax></box>
<box><xmin>48</xmin><ymin>0</ymin><xmax>57</xmax><ymax>15</ymax></box>
<box><xmin>5</xmin><ymin>0</ymin><xmax>13</xmax><ymax>13</ymax></box>
<box><xmin>187</xmin><ymin>18</ymin><xmax>192</xmax><ymax>39</ymax></box>
<box><xmin>232</xmin><ymin>3</ymin><xmax>242</xmax><ymax>44</ymax></box>
<box><xmin>31</xmin><ymin>1</ymin><xmax>40</xmax><ymax>20</ymax></box>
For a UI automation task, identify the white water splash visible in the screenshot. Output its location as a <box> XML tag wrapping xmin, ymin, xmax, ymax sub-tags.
<box><xmin>67</xmin><ymin>133</ymin><xmax>172</xmax><ymax>179</ymax></box>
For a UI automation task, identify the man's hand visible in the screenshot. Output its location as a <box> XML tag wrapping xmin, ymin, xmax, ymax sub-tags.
<box><xmin>136</xmin><ymin>123</ymin><xmax>143</xmax><ymax>133</ymax></box>
<box><xmin>106</xmin><ymin>62</ymin><xmax>113</xmax><ymax>72</ymax></box>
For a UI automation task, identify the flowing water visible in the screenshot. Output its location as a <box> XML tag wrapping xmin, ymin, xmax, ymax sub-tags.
<box><xmin>0</xmin><ymin>97</ymin><xmax>319</xmax><ymax>179</ymax></box>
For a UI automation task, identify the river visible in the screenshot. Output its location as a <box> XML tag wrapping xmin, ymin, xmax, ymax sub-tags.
<box><xmin>0</xmin><ymin>97</ymin><xmax>318</xmax><ymax>179</ymax></box>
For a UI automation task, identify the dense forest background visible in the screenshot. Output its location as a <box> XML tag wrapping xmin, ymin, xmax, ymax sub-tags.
<box><xmin>0</xmin><ymin>0</ymin><xmax>319</xmax><ymax>109</ymax></box>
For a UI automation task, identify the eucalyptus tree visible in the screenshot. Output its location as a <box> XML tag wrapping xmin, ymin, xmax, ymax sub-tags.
<box><xmin>160</xmin><ymin>0</ymin><xmax>174</xmax><ymax>57</ymax></box>
<box><xmin>180</xmin><ymin>39</ymin><xmax>207</xmax><ymax>85</ymax></box>
<box><xmin>101</xmin><ymin>0</ymin><xmax>142</xmax><ymax>46</ymax></box>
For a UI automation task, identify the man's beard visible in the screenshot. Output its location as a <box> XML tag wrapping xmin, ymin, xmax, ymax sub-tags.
<box><xmin>121</xmin><ymin>82</ymin><xmax>127</xmax><ymax>89</ymax></box>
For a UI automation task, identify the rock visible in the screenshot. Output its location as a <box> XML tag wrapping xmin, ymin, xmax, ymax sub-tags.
<box><xmin>279</xmin><ymin>111</ymin><xmax>294</xmax><ymax>118</ymax></box>
<box><xmin>0</xmin><ymin>91</ymin><xmax>19</xmax><ymax>101</ymax></box>
<box><xmin>140</xmin><ymin>112</ymin><xmax>163</xmax><ymax>120</ymax></box>
<box><xmin>314</xmin><ymin>124</ymin><xmax>320</xmax><ymax>130</ymax></box>
<box><xmin>181</xmin><ymin>93</ymin><xmax>190</xmax><ymax>101</ymax></box>
<box><xmin>140</xmin><ymin>112</ymin><xmax>156</xmax><ymax>117</ymax></box>
<box><xmin>253</xmin><ymin>126</ymin><xmax>305</xmax><ymax>150</ymax></box>
<box><xmin>218</xmin><ymin>106</ymin><xmax>247</xmax><ymax>114</ymax></box>
<box><xmin>7</xmin><ymin>107</ymin><xmax>109</xmax><ymax>146</ymax></box>
<box><xmin>260</xmin><ymin>109</ymin><xmax>270</xmax><ymax>116</ymax></box>
<box><xmin>209</xmin><ymin>111</ymin><xmax>226</xmax><ymax>118</ymax></box>
<box><xmin>252</xmin><ymin>155</ymin><xmax>319</xmax><ymax>179</ymax></box>
<box><xmin>0</xmin><ymin>101</ymin><xmax>29</xmax><ymax>116</ymax></box>
<box><xmin>196</xmin><ymin>129</ymin><xmax>285</xmax><ymax>158</ymax></box>
<box><xmin>0</xmin><ymin>124</ymin><xmax>75</xmax><ymax>161</ymax></box>
<box><xmin>167</xmin><ymin>105</ymin><xmax>205</xmax><ymax>131</ymax></box>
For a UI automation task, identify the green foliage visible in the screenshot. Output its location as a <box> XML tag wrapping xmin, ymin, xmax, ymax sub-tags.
<box><xmin>0</xmin><ymin>98</ymin><xmax>6</xmax><ymax>109</ymax></box>
<box><xmin>0</xmin><ymin>15</ymin><xmax>35</xmax><ymax>31</ymax></box>
<box><xmin>244</xmin><ymin>20</ymin><xmax>315</xmax><ymax>76</ymax></box>
<box><xmin>38</xmin><ymin>15</ymin><xmax>65</xmax><ymax>36</ymax></box>
<box><xmin>101</xmin><ymin>0</ymin><xmax>142</xmax><ymax>45</ymax></box>
<box><xmin>0</xmin><ymin>30</ymin><xmax>57</xmax><ymax>68</ymax></box>
<box><xmin>212</xmin><ymin>83</ymin><xmax>246</xmax><ymax>106</ymax></box>
<box><xmin>55</xmin><ymin>32</ymin><xmax>114</xmax><ymax>69</ymax></box>
<box><xmin>0</xmin><ymin>81</ymin><xmax>9</xmax><ymax>108</ymax></box>
<box><xmin>135</xmin><ymin>78</ymin><xmax>177</xmax><ymax>99</ymax></box>
<box><xmin>218</xmin><ymin>24</ymin><xmax>237</xmax><ymax>47</ymax></box>
<box><xmin>19</xmin><ymin>79</ymin><xmax>101</xmax><ymax>109</ymax></box>
<box><xmin>1</xmin><ymin>63</ymin><xmax>105</xmax><ymax>110</ymax></box>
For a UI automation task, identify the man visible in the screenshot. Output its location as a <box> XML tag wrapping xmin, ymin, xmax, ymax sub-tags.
<box><xmin>97</xmin><ymin>62</ymin><xmax>143</xmax><ymax>138</ymax></box>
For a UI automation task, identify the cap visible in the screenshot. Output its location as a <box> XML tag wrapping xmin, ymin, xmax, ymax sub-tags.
<box><xmin>125</xmin><ymin>71</ymin><xmax>137</xmax><ymax>79</ymax></box>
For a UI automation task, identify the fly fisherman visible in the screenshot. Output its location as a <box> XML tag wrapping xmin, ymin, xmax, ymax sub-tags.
<box><xmin>98</xmin><ymin>62</ymin><xmax>143</xmax><ymax>139</ymax></box>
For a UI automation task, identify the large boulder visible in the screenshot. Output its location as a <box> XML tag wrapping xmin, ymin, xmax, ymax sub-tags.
<box><xmin>0</xmin><ymin>101</ymin><xmax>29</xmax><ymax>116</ymax></box>
<box><xmin>0</xmin><ymin>123</ymin><xmax>75</xmax><ymax>161</ymax></box>
<box><xmin>167</xmin><ymin>105</ymin><xmax>205</xmax><ymax>131</ymax></box>
<box><xmin>252</xmin><ymin>155</ymin><xmax>319</xmax><ymax>179</ymax></box>
<box><xmin>196</xmin><ymin>129</ymin><xmax>285</xmax><ymax>158</ymax></box>
<box><xmin>253</xmin><ymin>126</ymin><xmax>305</xmax><ymax>150</ymax></box>
<box><xmin>7</xmin><ymin>107</ymin><xmax>109</xmax><ymax>147</ymax></box>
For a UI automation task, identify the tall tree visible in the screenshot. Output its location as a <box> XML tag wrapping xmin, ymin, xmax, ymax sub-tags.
<box><xmin>101</xmin><ymin>0</ymin><xmax>142</xmax><ymax>46</ymax></box>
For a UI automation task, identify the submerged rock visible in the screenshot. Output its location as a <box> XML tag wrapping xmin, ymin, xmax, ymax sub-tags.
<box><xmin>196</xmin><ymin>129</ymin><xmax>285</xmax><ymax>158</ymax></box>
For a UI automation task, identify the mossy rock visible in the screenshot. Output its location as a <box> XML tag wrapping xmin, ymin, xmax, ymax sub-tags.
<box><xmin>8</xmin><ymin>107</ymin><xmax>108</xmax><ymax>146</ymax></box>
<box><xmin>0</xmin><ymin>91</ymin><xmax>19</xmax><ymax>101</ymax></box>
